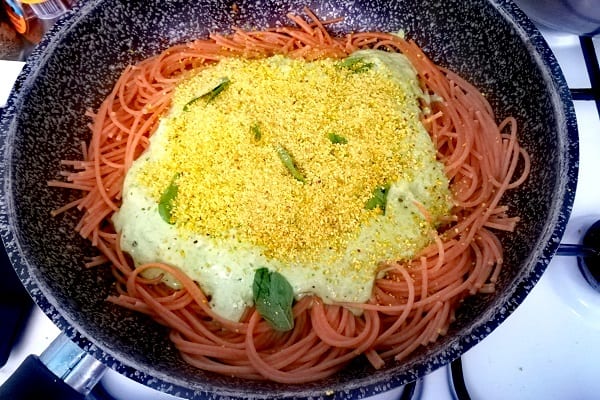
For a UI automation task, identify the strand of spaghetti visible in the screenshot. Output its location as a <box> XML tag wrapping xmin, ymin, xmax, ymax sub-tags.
<box><xmin>479</xmin><ymin>228</ymin><xmax>504</xmax><ymax>284</ymax></box>
<box><xmin>111</xmin><ymin>233</ymin><xmax>132</xmax><ymax>273</ymax></box>
<box><xmin>210</xmin><ymin>33</ymin><xmax>247</xmax><ymax>53</ymax></box>
<box><xmin>470</xmin><ymin>131</ymin><xmax>524</xmax><ymax>241</ymax></box>
<box><xmin>99</xmin><ymin>153</ymin><xmax>126</xmax><ymax>170</ymax></box>
<box><xmin>378</xmin><ymin>301</ymin><xmax>444</xmax><ymax>359</ymax></box>
<box><xmin>77</xmin><ymin>206</ymin><xmax>112</xmax><ymax>239</ymax></box>
<box><xmin>423</xmin><ymin>300</ymin><xmax>451</xmax><ymax>344</ymax></box>
<box><xmin>231</xmin><ymin>29</ymin><xmax>286</xmax><ymax>53</ymax></box>
<box><xmin>90</xmin><ymin>225</ymin><xmax>101</xmax><ymax>247</ymax></box>
<box><xmin>310</xmin><ymin>299</ymin><xmax>379</xmax><ymax>352</ymax></box>
<box><xmin>499</xmin><ymin>118</ymin><xmax>519</xmax><ymax>179</ymax></box>
<box><xmin>499</xmin><ymin>121</ymin><xmax>531</xmax><ymax>189</ymax></box>
<box><xmin>510</xmin><ymin>148</ymin><xmax>531</xmax><ymax>188</ymax></box>
<box><xmin>277</xmin><ymin>28</ymin><xmax>320</xmax><ymax>47</ymax></box>
<box><xmin>442</xmin><ymin>67</ymin><xmax>495</xmax><ymax>117</ymax></box>
<box><xmin>302</xmin><ymin>7</ymin><xmax>335</xmax><ymax>46</ymax></box>
<box><xmin>156</xmin><ymin>290</ymin><xmax>195</xmax><ymax>310</ymax></box>
<box><xmin>245</xmin><ymin>319</ymin><xmax>336</xmax><ymax>368</ymax></box>
<box><xmin>286</xmin><ymin>12</ymin><xmax>316</xmax><ymax>36</ymax></box>
<box><xmin>302</xmin><ymin>346</ymin><xmax>355</xmax><ymax>373</ymax></box>
<box><xmin>131</xmin><ymin>263</ymin><xmax>247</xmax><ymax>332</ymax></box>
<box><xmin>59</xmin><ymin>159</ymin><xmax>89</xmax><ymax>168</ymax></box>
<box><xmin>477</xmin><ymin>108</ymin><xmax>505</xmax><ymax>178</ymax></box>
<box><xmin>365</xmin><ymin>348</ymin><xmax>385</xmax><ymax>369</ymax></box>
<box><xmin>90</xmin><ymin>135</ymin><xmax>130</xmax><ymax>158</ymax></box>
<box><xmin>448</xmin><ymin>106</ymin><xmax>495</xmax><ymax>208</ymax></box>
<box><xmin>452</xmin><ymin>164</ymin><xmax>480</xmax><ymax>204</ymax></box>
<box><xmin>243</xmin><ymin>30</ymin><xmax>292</xmax><ymax>45</ymax></box>
<box><xmin>353</xmin><ymin>255</ymin><xmax>477</xmax><ymax>313</ymax></box>
<box><xmin>469</xmin><ymin>237</ymin><xmax>493</xmax><ymax>293</ymax></box>
<box><xmin>78</xmin><ymin>188</ymin><xmax>115</xmax><ymax>223</ymax></box>
<box><xmin>122</xmin><ymin>104</ymin><xmax>164</xmax><ymax>172</ymax></box>
<box><xmin>176</xmin><ymin>308</ymin><xmax>248</xmax><ymax>349</ymax></box>
<box><xmin>95</xmin><ymin>235</ymin><xmax>132</xmax><ymax>276</ymax></box>
<box><xmin>47</xmin><ymin>180</ymin><xmax>94</xmax><ymax>191</ymax></box>
<box><xmin>150</xmin><ymin>45</ymin><xmax>197</xmax><ymax>80</ymax></box>
<box><xmin>263</xmin><ymin>316</ymin><xmax>328</xmax><ymax>366</ymax></box>
<box><xmin>170</xmin><ymin>330</ymin><xmax>248</xmax><ymax>359</ymax></box>
<box><xmin>133</xmin><ymin>283</ymin><xmax>232</xmax><ymax>347</ymax></box>
<box><xmin>65</xmin><ymin>161</ymin><xmax>120</xmax><ymax>180</ymax></box>
<box><xmin>296</xmin><ymin>340</ymin><xmax>343</xmax><ymax>368</ymax></box>
<box><xmin>83</xmin><ymin>254</ymin><xmax>108</xmax><ymax>268</ymax></box>
<box><xmin>121</xmin><ymin>74</ymin><xmax>141</xmax><ymax>107</ymax></box>
<box><xmin>472</xmin><ymin>109</ymin><xmax>504</xmax><ymax>184</ymax></box>
<box><xmin>90</xmin><ymin>98</ymin><xmax>119</xmax><ymax>211</ymax></box>
<box><xmin>483</xmin><ymin>216</ymin><xmax>519</xmax><ymax>231</ymax></box>
<box><xmin>414</xmin><ymin>256</ymin><xmax>429</xmax><ymax>317</ymax></box>
<box><xmin>245</xmin><ymin>311</ymin><xmax>353</xmax><ymax>383</ymax></box>
<box><xmin>375</xmin><ymin>264</ymin><xmax>415</xmax><ymax>344</ymax></box>
<box><xmin>108</xmin><ymin>65</ymin><xmax>139</xmax><ymax>120</ymax></box>
<box><xmin>106</xmin><ymin>293</ymin><xmax>154</xmax><ymax>314</ymax></box>
<box><xmin>427</xmin><ymin>249</ymin><xmax>472</xmax><ymax>289</ymax></box>
<box><xmin>115</xmin><ymin>69</ymin><xmax>142</xmax><ymax>126</ymax></box>
<box><xmin>179</xmin><ymin>352</ymin><xmax>264</xmax><ymax>380</ymax></box>
<box><xmin>68</xmin><ymin>171</ymin><xmax>120</xmax><ymax>202</ymax></box>
<box><xmin>435</xmin><ymin>108</ymin><xmax>473</xmax><ymax>181</ymax></box>
<box><xmin>425</xmin><ymin>231</ymin><xmax>446</xmax><ymax>273</ymax></box>
<box><xmin>412</xmin><ymin>235</ymin><xmax>457</xmax><ymax>259</ymax></box>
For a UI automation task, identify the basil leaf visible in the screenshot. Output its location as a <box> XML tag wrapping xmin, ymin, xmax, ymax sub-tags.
<box><xmin>337</xmin><ymin>57</ymin><xmax>373</xmax><ymax>73</ymax></box>
<box><xmin>158</xmin><ymin>173</ymin><xmax>180</xmax><ymax>224</ymax></box>
<box><xmin>365</xmin><ymin>183</ymin><xmax>391</xmax><ymax>213</ymax></box>
<box><xmin>275</xmin><ymin>145</ymin><xmax>306</xmax><ymax>183</ymax></box>
<box><xmin>251</xmin><ymin>123</ymin><xmax>262</xmax><ymax>141</ymax></box>
<box><xmin>327</xmin><ymin>132</ymin><xmax>348</xmax><ymax>144</ymax></box>
<box><xmin>252</xmin><ymin>267</ymin><xmax>294</xmax><ymax>332</ymax></box>
<box><xmin>183</xmin><ymin>77</ymin><xmax>231</xmax><ymax>111</ymax></box>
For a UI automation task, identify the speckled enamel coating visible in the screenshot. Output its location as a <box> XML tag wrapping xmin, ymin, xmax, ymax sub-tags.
<box><xmin>0</xmin><ymin>0</ymin><xmax>578</xmax><ymax>399</ymax></box>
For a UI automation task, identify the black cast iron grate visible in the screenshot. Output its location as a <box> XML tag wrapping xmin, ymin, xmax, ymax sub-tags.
<box><xmin>571</xmin><ymin>37</ymin><xmax>600</xmax><ymax>115</ymax></box>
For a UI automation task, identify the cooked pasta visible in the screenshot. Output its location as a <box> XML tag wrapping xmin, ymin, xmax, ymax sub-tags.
<box><xmin>49</xmin><ymin>8</ymin><xmax>530</xmax><ymax>383</ymax></box>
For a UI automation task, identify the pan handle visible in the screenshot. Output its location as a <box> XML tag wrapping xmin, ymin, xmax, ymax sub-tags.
<box><xmin>0</xmin><ymin>333</ymin><xmax>106</xmax><ymax>400</ymax></box>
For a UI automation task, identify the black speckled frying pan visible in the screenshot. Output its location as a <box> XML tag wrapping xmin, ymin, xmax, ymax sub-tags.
<box><xmin>0</xmin><ymin>0</ymin><xmax>578</xmax><ymax>398</ymax></box>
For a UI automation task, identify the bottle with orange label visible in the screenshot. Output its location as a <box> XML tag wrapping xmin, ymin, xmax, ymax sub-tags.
<box><xmin>2</xmin><ymin>0</ymin><xmax>74</xmax><ymax>45</ymax></box>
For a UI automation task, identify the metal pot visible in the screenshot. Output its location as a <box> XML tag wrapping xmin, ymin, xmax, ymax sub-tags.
<box><xmin>0</xmin><ymin>0</ymin><xmax>578</xmax><ymax>398</ymax></box>
<box><xmin>513</xmin><ymin>0</ymin><xmax>600</xmax><ymax>36</ymax></box>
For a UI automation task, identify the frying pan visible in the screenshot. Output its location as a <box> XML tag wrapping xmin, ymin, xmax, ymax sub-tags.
<box><xmin>0</xmin><ymin>0</ymin><xmax>578</xmax><ymax>398</ymax></box>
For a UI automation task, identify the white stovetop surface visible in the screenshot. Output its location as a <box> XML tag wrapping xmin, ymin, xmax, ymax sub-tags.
<box><xmin>1</xmin><ymin>28</ymin><xmax>599</xmax><ymax>400</ymax></box>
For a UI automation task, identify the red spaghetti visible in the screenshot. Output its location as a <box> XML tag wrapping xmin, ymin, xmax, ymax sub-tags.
<box><xmin>49</xmin><ymin>9</ymin><xmax>530</xmax><ymax>383</ymax></box>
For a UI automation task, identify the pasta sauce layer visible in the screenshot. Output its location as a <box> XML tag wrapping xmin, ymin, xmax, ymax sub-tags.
<box><xmin>112</xmin><ymin>52</ymin><xmax>452</xmax><ymax>322</ymax></box>
<box><xmin>50</xmin><ymin>9</ymin><xmax>530</xmax><ymax>384</ymax></box>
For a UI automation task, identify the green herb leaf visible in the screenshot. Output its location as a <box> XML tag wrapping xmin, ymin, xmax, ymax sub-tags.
<box><xmin>158</xmin><ymin>173</ymin><xmax>180</xmax><ymax>224</ymax></box>
<box><xmin>252</xmin><ymin>267</ymin><xmax>294</xmax><ymax>332</ymax></box>
<box><xmin>275</xmin><ymin>145</ymin><xmax>306</xmax><ymax>183</ymax></box>
<box><xmin>337</xmin><ymin>57</ymin><xmax>374</xmax><ymax>74</ymax></box>
<box><xmin>327</xmin><ymin>132</ymin><xmax>348</xmax><ymax>144</ymax></box>
<box><xmin>365</xmin><ymin>183</ymin><xmax>391</xmax><ymax>213</ymax></box>
<box><xmin>251</xmin><ymin>123</ymin><xmax>262</xmax><ymax>141</ymax></box>
<box><xmin>183</xmin><ymin>77</ymin><xmax>231</xmax><ymax>111</ymax></box>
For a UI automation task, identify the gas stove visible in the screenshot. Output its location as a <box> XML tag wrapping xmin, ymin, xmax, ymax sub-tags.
<box><xmin>0</xmin><ymin>23</ymin><xmax>598</xmax><ymax>400</ymax></box>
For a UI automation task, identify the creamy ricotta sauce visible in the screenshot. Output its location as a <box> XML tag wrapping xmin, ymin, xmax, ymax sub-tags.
<box><xmin>112</xmin><ymin>50</ymin><xmax>451</xmax><ymax>322</ymax></box>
